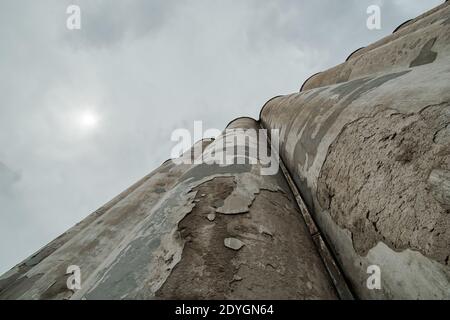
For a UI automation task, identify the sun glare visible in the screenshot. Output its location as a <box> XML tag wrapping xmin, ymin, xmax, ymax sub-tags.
<box><xmin>78</xmin><ymin>110</ymin><xmax>99</xmax><ymax>129</ymax></box>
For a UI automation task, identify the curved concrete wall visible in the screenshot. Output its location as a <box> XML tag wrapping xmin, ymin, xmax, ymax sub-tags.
<box><xmin>301</xmin><ymin>2</ymin><xmax>450</xmax><ymax>92</ymax></box>
<box><xmin>260</xmin><ymin>3</ymin><xmax>450</xmax><ymax>299</ymax></box>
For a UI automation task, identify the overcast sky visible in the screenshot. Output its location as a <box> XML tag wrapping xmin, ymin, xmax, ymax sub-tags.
<box><xmin>0</xmin><ymin>0</ymin><xmax>444</xmax><ymax>274</ymax></box>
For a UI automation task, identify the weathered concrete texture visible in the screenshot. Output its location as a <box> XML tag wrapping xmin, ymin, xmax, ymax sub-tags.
<box><xmin>156</xmin><ymin>118</ymin><xmax>336</xmax><ymax>299</ymax></box>
<box><xmin>260</xmin><ymin>2</ymin><xmax>450</xmax><ymax>299</ymax></box>
<box><xmin>156</xmin><ymin>175</ymin><xmax>336</xmax><ymax>299</ymax></box>
<box><xmin>0</xmin><ymin>142</ymin><xmax>210</xmax><ymax>300</ymax></box>
<box><xmin>301</xmin><ymin>2</ymin><xmax>450</xmax><ymax>91</ymax></box>
<box><xmin>317</xmin><ymin>104</ymin><xmax>450</xmax><ymax>265</ymax></box>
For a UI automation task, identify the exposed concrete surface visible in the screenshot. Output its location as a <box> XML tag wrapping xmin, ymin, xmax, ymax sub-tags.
<box><xmin>429</xmin><ymin>169</ymin><xmax>450</xmax><ymax>210</ymax></box>
<box><xmin>156</xmin><ymin>174</ymin><xmax>336</xmax><ymax>299</ymax></box>
<box><xmin>317</xmin><ymin>104</ymin><xmax>450</xmax><ymax>266</ymax></box>
<box><xmin>155</xmin><ymin>119</ymin><xmax>336</xmax><ymax>300</ymax></box>
<box><xmin>313</xmin><ymin>210</ymin><xmax>450</xmax><ymax>299</ymax></box>
<box><xmin>261</xmin><ymin>2</ymin><xmax>450</xmax><ymax>299</ymax></box>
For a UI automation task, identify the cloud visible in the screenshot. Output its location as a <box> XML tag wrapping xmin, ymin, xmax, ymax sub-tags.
<box><xmin>0</xmin><ymin>162</ymin><xmax>20</xmax><ymax>193</ymax></box>
<box><xmin>63</xmin><ymin>0</ymin><xmax>182</xmax><ymax>48</ymax></box>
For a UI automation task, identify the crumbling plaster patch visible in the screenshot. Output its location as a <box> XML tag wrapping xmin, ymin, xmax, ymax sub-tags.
<box><xmin>317</xmin><ymin>103</ymin><xmax>450</xmax><ymax>265</ymax></box>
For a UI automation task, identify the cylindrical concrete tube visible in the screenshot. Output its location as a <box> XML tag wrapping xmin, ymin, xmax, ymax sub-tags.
<box><xmin>301</xmin><ymin>2</ymin><xmax>450</xmax><ymax>91</ymax></box>
<box><xmin>261</xmin><ymin>3</ymin><xmax>450</xmax><ymax>299</ymax></box>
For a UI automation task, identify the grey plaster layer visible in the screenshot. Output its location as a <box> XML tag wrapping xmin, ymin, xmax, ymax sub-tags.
<box><xmin>155</xmin><ymin>118</ymin><xmax>337</xmax><ymax>299</ymax></box>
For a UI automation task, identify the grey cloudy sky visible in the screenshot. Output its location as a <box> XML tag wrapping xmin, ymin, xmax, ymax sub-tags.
<box><xmin>0</xmin><ymin>0</ymin><xmax>443</xmax><ymax>274</ymax></box>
